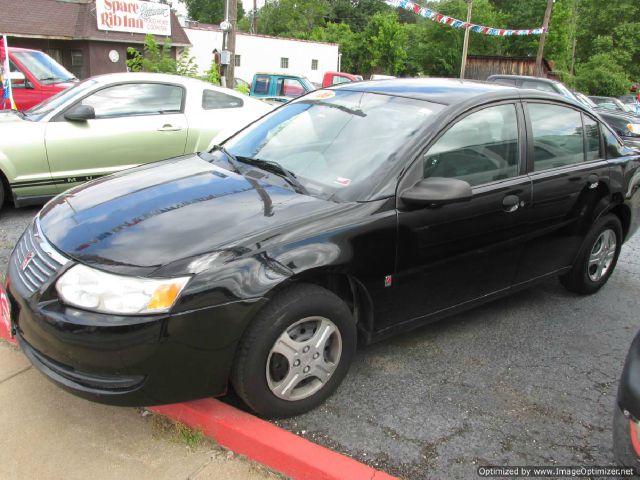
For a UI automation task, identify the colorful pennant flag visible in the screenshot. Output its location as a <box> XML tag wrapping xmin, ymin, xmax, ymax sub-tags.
<box><xmin>385</xmin><ymin>0</ymin><xmax>548</xmax><ymax>36</ymax></box>
<box><xmin>0</xmin><ymin>35</ymin><xmax>16</xmax><ymax>110</ymax></box>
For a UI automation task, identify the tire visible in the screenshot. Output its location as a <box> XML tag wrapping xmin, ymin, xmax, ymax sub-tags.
<box><xmin>231</xmin><ymin>283</ymin><xmax>356</xmax><ymax>418</ymax></box>
<box><xmin>613</xmin><ymin>404</ymin><xmax>640</xmax><ymax>474</ymax></box>
<box><xmin>0</xmin><ymin>179</ymin><xmax>4</xmax><ymax>211</ymax></box>
<box><xmin>560</xmin><ymin>213</ymin><xmax>623</xmax><ymax>294</ymax></box>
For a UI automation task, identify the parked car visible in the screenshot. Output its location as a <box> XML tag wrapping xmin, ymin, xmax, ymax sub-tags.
<box><xmin>4</xmin><ymin>47</ymin><xmax>78</xmax><ymax>111</ymax></box>
<box><xmin>0</xmin><ymin>72</ymin><xmax>271</xmax><ymax>209</ymax></box>
<box><xmin>249</xmin><ymin>73</ymin><xmax>315</xmax><ymax>100</ymax></box>
<box><xmin>619</xmin><ymin>95</ymin><xmax>638</xmax><ymax>107</ymax></box>
<box><xmin>614</xmin><ymin>330</ymin><xmax>640</xmax><ymax>474</ymax></box>
<box><xmin>322</xmin><ymin>72</ymin><xmax>362</xmax><ymax>88</ymax></box>
<box><xmin>589</xmin><ymin>96</ymin><xmax>639</xmax><ymax>116</ymax></box>
<box><xmin>370</xmin><ymin>74</ymin><xmax>396</xmax><ymax>80</ymax></box>
<box><xmin>486</xmin><ymin>74</ymin><xmax>575</xmax><ymax>99</ymax></box>
<box><xmin>4</xmin><ymin>79</ymin><xmax>639</xmax><ymax>418</ymax></box>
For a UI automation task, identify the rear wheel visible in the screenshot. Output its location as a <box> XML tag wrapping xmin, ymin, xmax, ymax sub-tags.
<box><xmin>560</xmin><ymin>213</ymin><xmax>623</xmax><ymax>294</ymax></box>
<box><xmin>231</xmin><ymin>283</ymin><xmax>356</xmax><ymax>418</ymax></box>
<box><xmin>0</xmin><ymin>179</ymin><xmax>5</xmax><ymax>211</ymax></box>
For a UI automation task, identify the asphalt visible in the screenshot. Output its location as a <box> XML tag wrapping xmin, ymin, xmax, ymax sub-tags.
<box><xmin>2</xmin><ymin>205</ymin><xmax>639</xmax><ymax>479</ymax></box>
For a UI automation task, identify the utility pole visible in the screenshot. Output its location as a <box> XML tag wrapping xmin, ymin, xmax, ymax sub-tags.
<box><xmin>535</xmin><ymin>0</ymin><xmax>554</xmax><ymax>77</ymax></box>
<box><xmin>252</xmin><ymin>0</ymin><xmax>257</xmax><ymax>34</ymax></box>
<box><xmin>459</xmin><ymin>0</ymin><xmax>473</xmax><ymax>80</ymax></box>
<box><xmin>225</xmin><ymin>0</ymin><xmax>237</xmax><ymax>88</ymax></box>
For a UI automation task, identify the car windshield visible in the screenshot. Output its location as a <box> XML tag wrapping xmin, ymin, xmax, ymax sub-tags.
<box><xmin>223</xmin><ymin>90</ymin><xmax>443</xmax><ymax>201</ymax></box>
<box><xmin>13</xmin><ymin>51</ymin><xmax>76</xmax><ymax>84</ymax></box>
<box><xmin>25</xmin><ymin>79</ymin><xmax>98</xmax><ymax>121</ymax></box>
<box><xmin>574</xmin><ymin>92</ymin><xmax>598</xmax><ymax>108</ymax></box>
<box><xmin>555</xmin><ymin>82</ymin><xmax>575</xmax><ymax>100</ymax></box>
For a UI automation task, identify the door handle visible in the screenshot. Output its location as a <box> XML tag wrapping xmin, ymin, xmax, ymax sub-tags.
<box><xmin>502</xmin><ymin>194</ymin><xmax>520</xmax><ymax>213</ymax></box>
<box><xmin>157</xmin><ymin>124</ymin><xmax>182</xmax><ymax>132</ymax></box>
<box><xmin>587</xmin><ymin>173</ymin><xmax>599</xmax><ymax>189</ymax></box>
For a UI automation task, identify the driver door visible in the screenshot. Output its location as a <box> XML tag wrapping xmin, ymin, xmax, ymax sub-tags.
<box><xmin>45</xmin><ymin>82</ymin><xmax>189</xmax><ymax>193</ymax></box>
<box><xmin>389</xmin><ymin>102</ymin><xmax>532</xmax><ymax>328</ymax></box>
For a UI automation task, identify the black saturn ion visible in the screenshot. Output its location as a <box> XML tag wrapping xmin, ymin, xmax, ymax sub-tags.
<box><xmin>4</xmin><ymin>79</ymin><xmax>640</xmax><ymax>418</ymax></box>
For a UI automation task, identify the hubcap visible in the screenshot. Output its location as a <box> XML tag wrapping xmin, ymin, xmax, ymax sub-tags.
<box><xmin>266</xmin><ymin>316</ymin><xmax>342</xmax><ymax>402</ymax></box>
<box><xmin>588</xmin><ymin>228</ymin><xmax>617</xmax><ymax>282</ymax></box>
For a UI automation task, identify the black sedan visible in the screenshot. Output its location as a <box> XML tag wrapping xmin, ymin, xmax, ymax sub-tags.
<box><xmin>615</xmin><ymin>331</ymin><xmax>640</xmax><ymax>473</ymax></box>
<box><xmin>4</xmin><ymin>79</ymin><xmax>640</xmax><ymax>418</ymax></box>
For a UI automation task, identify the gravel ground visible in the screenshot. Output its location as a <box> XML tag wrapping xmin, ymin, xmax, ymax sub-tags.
<box><xmin>1</xmin><ymin>205</ymin><xmax>639</xmax><ymax>479</ymax></box>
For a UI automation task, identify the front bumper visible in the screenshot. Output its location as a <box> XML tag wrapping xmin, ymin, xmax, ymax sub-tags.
<box><xmin>6</xmin><ymin>226</ymin><xmax>266</xmax><ymax>406</ymax></box>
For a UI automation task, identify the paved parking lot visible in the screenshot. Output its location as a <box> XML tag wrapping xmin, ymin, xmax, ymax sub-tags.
<box><xmin>2</xmin><ymin>205</ymin><xmax>639</xmax><ymax>479</ymax></box>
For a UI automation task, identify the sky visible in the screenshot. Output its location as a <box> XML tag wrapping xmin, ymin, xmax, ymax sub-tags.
<box><xmin>169</xmin><ymin>0</ymin><xmax>266</xmax><ymax>18</ymax></box>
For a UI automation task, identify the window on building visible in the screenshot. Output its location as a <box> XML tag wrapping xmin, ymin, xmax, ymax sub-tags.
<box><xmin>311</xmin><ymin>59</ymin><xmax>318</xmax><ymax>71</ymax></box>
<box><xmin>70</xmin><ymin>50</ymin><xmax>84</xmax><ymax>79</ymax></box>
<box><xmin>234</xmin><ymin>55</ymin><xmax>241</xmax><ymax>67</ymax></box>
<box><xmin>44</xmin><ymin>49</ymin><xmax>63</xmax><ymax>65</ymax></box>
<box><xmin>423</xmin><ymin>104</ymin><xmax>520</xmax><ymax>186</ymax></box>
<box><xmin>202</xmin><ymin>90</ymin><xmax>244</xmax><ymax>109</ymax></box>
<box><xmin>528</xmin><ymin>103</ymin><xmax>584</xmax><ymax>171</ymax></box>
<box><xmin>78</xmin><ymin>83</ymin><xmax>184</xmax><ymax>119</ymax></box>
<box><xmin>280</xmin><ymin>57</ymin><xmax>289</xmax><ymax>69</ymax></box>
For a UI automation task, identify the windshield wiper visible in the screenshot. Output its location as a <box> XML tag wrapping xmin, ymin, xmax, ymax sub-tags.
<box><xmin>237</xmin><ymin>156</ymin><xmax>309</xmax><ymax>195</ymax></box>
<box><xmin>210</xmin><ymin>145</ymin><xmax>244</xmax><ymax>174</ymax></box>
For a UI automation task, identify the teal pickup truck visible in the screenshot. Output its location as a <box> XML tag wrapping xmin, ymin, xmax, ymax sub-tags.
<box><xmin>249</xmin><ymin>73</ymin><xmax>315</xmax><ymax>103</ymax></box>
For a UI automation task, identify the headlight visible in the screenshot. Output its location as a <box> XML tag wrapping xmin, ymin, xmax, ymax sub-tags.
<box><xmin>56</xmin><ymin>264</ymin><xmax>190</xmax><ymax>315</ymax></box>
<box><xmin>627</xmin><ymin>123</ymin><xmax>640</xmax><ymax>135</ymax></box>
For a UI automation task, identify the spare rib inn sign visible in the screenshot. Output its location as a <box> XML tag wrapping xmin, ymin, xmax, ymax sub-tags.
<box><xmin>96</xmin><ymin>0</ymin><xmax>172</xmax><ymax>36</ymax></box>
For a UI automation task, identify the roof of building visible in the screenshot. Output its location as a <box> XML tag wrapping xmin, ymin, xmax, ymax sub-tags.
<box><xmin>0</xmin><ymin>0</ymin><xmax>191</xmax><ymax>46</ymax></box>
<box><xmin>183</xmin><ymin>20</ymin><xmax>338</xmax><ymax>47</ymax></box>
<box><xmin>333</xmin><ymin>77</ymin><xmax>520</xmax><ymax>105</ymax></box>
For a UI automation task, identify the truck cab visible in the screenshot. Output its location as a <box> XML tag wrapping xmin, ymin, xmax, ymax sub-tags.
<box><xmin>4</xmin><ymin>47</ymin><xmax>78</xmax><ymax>111</ymax></box>
<box><xmin>322</xmin><ymin>72</ymin><xmax>362</xmax><ymax>88</ymax></box>
<box><xmin>250</xmin><ymin>73</ymin><xmax>315</xmax><ymax>101</ymax></box>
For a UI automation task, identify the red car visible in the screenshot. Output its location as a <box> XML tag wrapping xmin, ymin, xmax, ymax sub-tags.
<box><xmin>321</xmin><ymin>71</ymin><xmax>363</xmax><ymax>88</ymax></box>
<box><xmin>3</xmin><ymin>47</ymin><xmax>77</xmax><ymax>110</ymax></box>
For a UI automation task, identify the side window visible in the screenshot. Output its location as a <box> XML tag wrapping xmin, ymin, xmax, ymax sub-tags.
<box><xmin>528</xmin><ymin>103</ymin><xmax>584</xmax><ymax>171</ymax></box>
<box><xmin>332</xmin><ymin>76</ymin><xmax>352</xmax><ymax>85</ymax></box>
<box><xmin>423</xmin><ymin>104</ymin><xmax>520</xmax><ymax>187</ymax></box>
<box><xmin>583</xmin><ymin>114</ymin><xmax>601</xmax><ymax>161</ymax></box>
<box><xmin>202</xmin><ymin>90</ymin><xmax>244</xmax><ymax>109</ymax></box>
<box><xmin>278</xmin><ymin>78</ymin><xmax>305</xmax><ymax>97</ymax></box>
<box><xmin>78</xmin><ymin>83</ymin><xmax>183</xmax><ymax>119</ymax></box>
<box><xmin>522</xmin><ymin>80</ymin><xmax>556</xmax><ymax>94</ymax></box>
<box><xmin>603</xmin><ymin>126</ymin><xmax>625</xmax><ymax>159</ymax></box>
<box><xmin>493</xmin><ymin>77</ymin><xmax>517</xmax><ymax>86</ymax></box>
<box><xmin>8</xmin><ymin>60</ymin><xmax>27</xmax><ymax>89</ymax></box>
<box><xmin>253</xmin><ymin>75</ymin><xmax>270</xmax><ymax>95</ymax></box>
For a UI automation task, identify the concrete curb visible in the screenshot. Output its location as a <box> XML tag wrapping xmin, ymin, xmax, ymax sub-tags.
<box><xmin>152</xmin><ymin>400</ymin><xmax>398</xmax><ymax>480</ymax></box>
<box><xmin>0</xmin><ymin>326</ymin><xmax>396</xmax><ymax>480</ymax></box>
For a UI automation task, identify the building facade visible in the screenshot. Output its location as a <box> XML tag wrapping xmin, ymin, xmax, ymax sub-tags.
<box><xmin>0</xmin><ymin>0</ymin><xmax>190</xmax><ymax>79</ymax></box>
<box><xmin>464</xmin><ymin>55</ymin><xmax>558</xmax><ymax>81</ymax></box>
<box><xmin>183</xmin><ymin>22</ymin><xmax>339</xmax><ymax>85</ymax></box>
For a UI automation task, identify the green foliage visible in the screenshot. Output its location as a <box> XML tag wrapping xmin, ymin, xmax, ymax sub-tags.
<box><xmin>202</xmin><ymin>61</ymin><xmax>221</xmax><ymax>85</ymax></box>
<box><xmin>176</xmin><ymin>49</ymin><xmax>199</xmax><ymax>78</ymax></box>
<box><xmin>235</xmin><ymin>83</ymin><xmax>250</xmax><ymax>95</ymax></box>
<box><xmin>573</xmin><ymin>53</ymin><xmax>630</xmax><ymax>96</ymax></box>
<box><xmin>184</xmin><ymin>0</ymin><xmax>245</xmax><ymax>24</ymax></box>
<box><xmin>363</xmin><ymin>12</ymin><xmax>408</xmax><ymax>76</ymax></box>
<box><xmin>126</xmin><ymin>34</ymin><xmax>177</xmax><ymax>74</ymax></box>
<box><xmin>258</xmin><ymin>0</ymin><xmax>331</xmax><ymax>38</ymax></box>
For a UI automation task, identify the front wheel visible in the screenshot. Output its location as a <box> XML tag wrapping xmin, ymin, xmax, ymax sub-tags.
<box><xmin>231</xmin><ymin>283</ymin><xmax>356</xmax><ymax>418</ymax></box>
<box><xmin>561</xmin><ymin>213</ymin><xmax>623</xmax><ymax>294</ymax></box>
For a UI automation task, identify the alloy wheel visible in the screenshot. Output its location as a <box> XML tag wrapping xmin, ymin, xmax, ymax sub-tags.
<box><xmin>588</xmin><ymin>228</ymin><xmax>617</xmax><ymax>282</ymax></box>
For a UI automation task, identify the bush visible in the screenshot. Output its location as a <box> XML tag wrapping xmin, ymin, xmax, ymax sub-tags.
<box><xmin>573</xmin><ymin>53</ymin><xmax>630</xmax><ymax>96</ymax></box>
<box><xmin>126</xmin><ymin>34</ymin><xmax>177</xmax><ymax>74</ymax></box>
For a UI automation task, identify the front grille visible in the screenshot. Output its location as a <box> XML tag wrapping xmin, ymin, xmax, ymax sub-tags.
<box><xmin>11</xmin><ymin>220</ymin><xmax>69</xmax><ymax>294</ymax></box>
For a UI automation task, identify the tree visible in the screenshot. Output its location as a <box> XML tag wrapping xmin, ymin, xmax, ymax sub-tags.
<box><xmin>363</xmin><ymin>12</ymin><xmax>408</xmax><ymax>76</ymax></box>
<box><xmin>573</xmin><ymin>53</ymin><xmax>630</xmax><ymax>96</ymax></box>
<box><xmin>184</xmin><ymin>0</ymin><xmax>245</xmax><ymax>24</ymax></box>
<box><xmin>126</xmin><ymin>35</ymin><xmax>177</xmax><ymax>73</ymax></box>
<box><xmin>258</xmin><ymin>0</ymin><xmax>330</xmax><ymax>38</ymax></box>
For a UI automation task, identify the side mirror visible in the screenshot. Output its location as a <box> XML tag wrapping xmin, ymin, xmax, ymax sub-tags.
<box><xmin>64</xmin><ymin>105</ymin><xmax>96</xmax><ymax>122</ymax></box>
<box><xmin>400</xmin><ymin>177</ymin><xmax>473</xmax><ymax>209</ymax></box>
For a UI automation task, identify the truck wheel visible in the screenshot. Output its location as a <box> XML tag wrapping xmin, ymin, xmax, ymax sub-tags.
<box><xmin>231</xmin><ymin>283</ymin><xmax>356</xmax><ymax>418</ymax></box>
<box><xmin>560</xmin><ymin>213</ymin><xmax>623</xmax><ymax>294</ymax></box>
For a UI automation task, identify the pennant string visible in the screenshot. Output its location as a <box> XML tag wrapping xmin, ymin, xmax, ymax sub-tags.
<box><xmin>385</xmin><ymin>0</ymin><xmax>547</xmax><ymax>36</ymax></box>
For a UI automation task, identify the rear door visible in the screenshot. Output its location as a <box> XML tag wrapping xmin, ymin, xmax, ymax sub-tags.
<box><xmin>45</xmin><ymin>82</ymin><xmax>188</xmax><ymax>192</ymax></box>
<box><xmin>515</xmin><ymin>101</ymin><xmax>610</xmax><ymax>282</ymax></box>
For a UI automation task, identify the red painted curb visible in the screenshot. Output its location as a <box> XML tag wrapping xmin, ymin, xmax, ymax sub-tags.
<box><xmin>152</xmin><ymin>400</ymin><xmax>398</xmax><ymax>480</ymax></box>
<box><xmin>0</xmin><ymin>316</ymin><xmax>396</xmax><ymax>479</ymax></box>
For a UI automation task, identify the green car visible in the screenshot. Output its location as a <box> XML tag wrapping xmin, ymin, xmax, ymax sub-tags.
<box><xmin>0</xmin><ymin>72</ymin><xmax>271</xmax><ymax>209</ymax></box>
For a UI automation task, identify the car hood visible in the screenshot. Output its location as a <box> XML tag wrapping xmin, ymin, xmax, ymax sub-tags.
<box><xmin>0</xmin><ymin>110</ymin><xmax>26</xmax><ymax>124</ymax></box>
<box><xmin>38</xmin><ymin>155</ymin><xmax>346</xmax><ymax>276</ymax></box>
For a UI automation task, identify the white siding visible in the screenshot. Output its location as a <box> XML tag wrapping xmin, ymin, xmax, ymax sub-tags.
<box><xmin>184</xmin><ymin>27</ymin><xmax>339</xmax><ymax>85</ymax></box>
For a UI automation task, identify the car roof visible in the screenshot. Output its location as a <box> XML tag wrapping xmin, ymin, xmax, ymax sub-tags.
<box><xmin>8</xmin><ymin>47</ymin><xmax>41</xmax><ymax>53</ymax></box>
<box><xmin>89</xmin><ymin>72</ymin><xmax>211</xmax><ymax>87</ymax></box>
<box><xmin>488</xmin><ymin>74</ymin><xmax>560</xmax><ymax>84</ymax></box>
<box><xmin>331</xmin><ymin>77</ymin><xmax>520</xmax><ymax>106</ymax></box>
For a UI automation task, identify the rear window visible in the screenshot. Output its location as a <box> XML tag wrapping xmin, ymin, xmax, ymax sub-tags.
<box><xmin>202</xmin><ymin>90</ymin><xmax>244</xmax><ymax>109</ymax></box>
<box><xmin>253</xmin><ymin>76</ymin><xmax>270</xmax><ymax>95</ymax></box>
